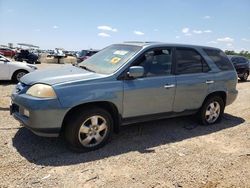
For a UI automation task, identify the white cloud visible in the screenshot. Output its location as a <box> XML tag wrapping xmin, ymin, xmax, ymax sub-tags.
<box><xmin>97</xmin><ymin>25</ymin><xmax>117</xmax><ymax>32</ymax></box>
<box><xmin>35</xmin><ymin>29</ymin><xmax>41</xmax><ymax>32</ymax></box>
<box><xmin>154</xmin><ymin>29</ymin><xmax>159</xmax><ymax>32</ymax></box>
<box><xmin>203</xmin><ymin>16</ymin><xmax>211</xmax><ymax>19</ymax></box>
<box><xmin>207</xmin><ymin>41</ymin><xmax>218</xmax><ymax>44</ymax></box>
<box><xmin>204</xmin><ymin>30</ymin><xmax>212</xmax><ymax>33</ymax></box>
<box><xmin>227</xmin><ymin>43</ymin><xmax>233</xmax><ymax>47</ymax></box>
<box><xmin>182</xmin><ymin>27</ymin><xmax>189</xmax><ymax>33</ymax></box>
<box><xmin>192</xmin><ymin>30</ymin><xmax>212</xmax><ymax>34</ymax></box>
<box><xmin>242</xmin><ymin>38</ymin><xmax>250</xmax><ymax>42</ymax></box>
<box><xmin>193</xmin><ymin>30</ymin><xmax>203</xmax><ymax>34</ymax></box>
<box><xmin>217</xmin><ymin>37</ymin><xmax>234</xmax><ymax>42</ymax></box>
<box><xmin>176</xmin><ymin>36</ymin><xmax>180</xmax><ymax>39</ymax></box>
<box><xmin>134</xmin><ymin>31</ymin><xmax>145</xmax><ymax>35</ymax></box>
<box><xmin>53</xmin><ymin>25</ymin><xmax>58</xmax><ymax>29</ymax></box>
<box><xmin>98</xmin><ymin>32</ymin><xmax>111</xmax><ymax>37</ymax></box>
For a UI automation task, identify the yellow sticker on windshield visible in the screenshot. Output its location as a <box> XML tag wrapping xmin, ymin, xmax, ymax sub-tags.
<box><xmin>110</xmin><ymin>57</ymin><xmax>121</xmax><ymax>64</ymax></box>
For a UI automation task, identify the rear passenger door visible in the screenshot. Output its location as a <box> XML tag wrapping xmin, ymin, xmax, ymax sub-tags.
<box><xmin>173</xmin><ymin>48</ymin><xmax>213</xmax><ymax>112</ymax></box>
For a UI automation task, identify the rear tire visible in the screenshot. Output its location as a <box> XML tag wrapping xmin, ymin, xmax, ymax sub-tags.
<box><xmin>64</xmin><ymin>107</ymin><xmax>113</xmax><ymax>152</ymax></box>
<box><xmin>198</xmin><ymin>96</ymin><xmax>225</xmax><ymax>125</ymax></box>
<box><xmin>240</xmin><ymin>71</ymin><xmax>249</xmax><ymax>82</ymax></box>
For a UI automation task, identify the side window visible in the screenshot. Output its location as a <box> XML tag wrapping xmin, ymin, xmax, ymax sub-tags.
<box><xmin>231</xmin><ymin>57</ymin><xmax>237</xmax><ymax>63</ymax></box>
<box><xmin>176</xmin><ymin>48</ymin><xmax>209</xmax><ymax>74</ymax></box>
<box><xmin>137</xmin><ymin>49</ymin><xmax>172</xmax><ymax>77</ymax></box>
<box><xmin>203</xmin><ymin>49</ymin><xmax>234</xmax><ymax>71</ymax></box>
<box><xmin>239</xmin><ymin>57</ymin><xmax>247</xmax><ymax>64</ymax></box>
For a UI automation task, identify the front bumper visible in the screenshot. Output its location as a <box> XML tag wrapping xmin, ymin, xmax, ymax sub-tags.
<box><xmin>10</xmin><ymin>91</ymin><xmax>68</xmax><ymax>137</ymax></box>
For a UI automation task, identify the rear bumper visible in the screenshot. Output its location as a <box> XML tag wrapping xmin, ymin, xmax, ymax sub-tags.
<box><xmin>226</xmin><ymin>89</ymin><xmax>238</xmax><ymax>106</ymax></box>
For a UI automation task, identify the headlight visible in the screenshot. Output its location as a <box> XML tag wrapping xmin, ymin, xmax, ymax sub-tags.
<box><xmin>26</xmin><ymin>84</ymin><xmax>57</xmax><ymax>98</ymax></box>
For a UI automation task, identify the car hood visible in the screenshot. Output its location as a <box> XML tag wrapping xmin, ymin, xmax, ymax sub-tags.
<box><xmin>21</xmin><ymin>65</ymin><xmax>105</xmax><ymax>85</ymax></box>
<box><xmin>11</xmin><ymin>61</ymin><xmax>37</xmax><ymax>67</ymax></box>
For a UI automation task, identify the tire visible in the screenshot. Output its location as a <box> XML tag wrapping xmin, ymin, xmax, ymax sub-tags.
<box><xmin>198</xmin><ymin>96</ymin><xmax>225</xmax><ymax>125</ymax></box>
<box><xmin>64</xmin><ymin>107</ymin><xmax>113</xmax><ymax>152</ymax></box>
<box><xmin>12</xmin><ymin>70</ymin><xmax>28</xmax><ymax>83</ymax></box>
<box><xmin>240</xmin><ymin>71</ymin><xmax>249</xmax><ymax>82</ymax></box>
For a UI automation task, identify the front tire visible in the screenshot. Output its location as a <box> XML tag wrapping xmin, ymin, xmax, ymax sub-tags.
<box><xmin>64</xmin><ymin>107</ymin><xmax>113</xmax><ymax>152</ymax></box>
<box><xmin>198</xmin><ymin>96</ymin><xmax>225</xmax><ymax>125</ymax></box>
<box><xmin>12</xmin><ymin>70</ymin><xmax>28</xmax><ymax>83</ymax></box>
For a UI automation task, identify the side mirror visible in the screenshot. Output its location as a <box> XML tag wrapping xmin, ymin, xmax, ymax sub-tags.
<box><xmin>127</xmin><ymin>66</ymin><xmax>144</xmax><ymax>78</ymax></box>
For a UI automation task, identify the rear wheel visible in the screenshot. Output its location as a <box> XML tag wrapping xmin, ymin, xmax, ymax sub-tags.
<box><xmin>198</xmin><ymin>96</ymin><xmax>225</xmax><ymax>125</ymax></box>
<box><xmin>240</xmin><ymin>71</ymin><xmax>249</xmax><ymax>82</ymax></box>
<box><xmin>12</xmin><ymin>70</ymin><xmax>28</xmax><ymax>83</ymax></box>
<box><xmin>64</xmin><ymin>107</ymin><xmax>113</xmax><ymax>152</ymax></box>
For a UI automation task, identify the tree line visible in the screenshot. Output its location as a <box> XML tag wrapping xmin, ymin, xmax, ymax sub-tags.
<box><xmin>225</xmin><ymin>50</ymin><xmax>250</xmax><ymax>59</ymax></box>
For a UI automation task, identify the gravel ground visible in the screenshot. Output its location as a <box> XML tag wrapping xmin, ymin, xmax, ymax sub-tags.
<box><xmin>0</xmin><ymin>64</ymin><xmax>249</xmax><ymax>188</ymax></box>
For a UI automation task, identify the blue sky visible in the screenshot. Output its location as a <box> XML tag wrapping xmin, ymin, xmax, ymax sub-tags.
<box><xmin>0</xmin><ymin>0</ymin><xmax>250</xmax><ymax>51</ymax></box>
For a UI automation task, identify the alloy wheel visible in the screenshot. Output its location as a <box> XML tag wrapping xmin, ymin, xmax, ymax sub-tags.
<box><xmin>205</xmin><ymin>101</ymin><xmax>221</xmax><ymax>124</ymax></box>
<box><xmin>78</xmin><ymin>115</ymin><xmax>108</xmax><ymax>147</ymax></box>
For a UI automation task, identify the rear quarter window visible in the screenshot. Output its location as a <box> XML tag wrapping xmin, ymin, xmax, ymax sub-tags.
<box><xmin>203</xmin><ymin>49</ymin><xmax>234</xmax><ymax>71</ymax></box>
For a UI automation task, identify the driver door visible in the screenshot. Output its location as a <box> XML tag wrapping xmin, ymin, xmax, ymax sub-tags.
<box><xmin>122</xmin><ymin>48</ymin><xmax>176</xmax><ymax>118</ymax></box>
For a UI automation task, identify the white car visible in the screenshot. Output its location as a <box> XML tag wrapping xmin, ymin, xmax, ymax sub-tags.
<box><xmin>0</xmin><ymin>55</ymin><xmax>37</xmax><ymax>82</ymax></box>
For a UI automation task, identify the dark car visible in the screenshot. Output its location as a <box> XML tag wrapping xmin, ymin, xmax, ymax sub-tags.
<box><xmin>228</xmin><ymin>55</ymin><xmax>250</xmax><ymax>81</ymax></box>
<box><xmin>0</xmin><ymin>47</ymin><xmax>16</xmax><ymax>57</ymax></box>
<box><xmin>76</xmin><ymin>49</ymin><xmax>99</xmax><ymax>63</ymax></box>
<box><xmin>14</xmin><ymin>50</ymin><xmax>39</xmax><ymax>64</ymax></box>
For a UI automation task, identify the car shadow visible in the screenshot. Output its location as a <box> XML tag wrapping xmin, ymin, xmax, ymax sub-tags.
<box><xmin>0</xmin><ymin>107</ymin><xmax>9</xmax><ymax>111</ymax></box>
<box><xmin>12</xmin><ymin>113</ymin><xmax>245</xmax><ymax>166</ymax></box>
<box><xmin>238</xmin><ymin>79</ymin><xmax>250</xmax><ymax>83</ymax></box>
<box><xmin>0</xmin><ymin>80</ymin><xmax>15</xmax><ymax>85</ymax></box>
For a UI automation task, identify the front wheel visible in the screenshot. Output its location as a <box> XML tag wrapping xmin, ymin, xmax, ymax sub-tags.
<box><xmin>64</xmin><ymin>107</ymin><xmax>113</xmax><ymax>152</ymax></box>
<box><xmin>198</xmin><ymin>96</ymin><xmax>225</xmax><ymax>125</ymax></box>
<box><xmin>12</xmin><ymin>70</ymin><xmax>28</xmax><ymax>83</ymax></box>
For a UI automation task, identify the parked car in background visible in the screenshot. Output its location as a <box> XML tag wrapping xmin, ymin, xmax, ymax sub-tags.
<box><xmin>0</xmin><ymin>54</ymin><xmax>37</xmax><ymax>82</ymax></box>
<box><xmin>14</xmin><ymin>50</ymin><xmax>39</xmax><ymax>64</ymax></box>
<box><xmin>228</xmin><ymin>55</ymin><xmax>250</xmax><ymax>81</ymax></box>
<box><xmin>76</xmin><ymin>49</ymin><xmax>99</xmax><ymax>63</ymax></box>
<box><xmin>10</xmin><ymin>42</ymin><xmax>238</xmax><ymax>152</ymax></box>
<box><xmin>0</xmin><ymin>47</ymin><xmax>16</xmax><ymax>57</ymax></box>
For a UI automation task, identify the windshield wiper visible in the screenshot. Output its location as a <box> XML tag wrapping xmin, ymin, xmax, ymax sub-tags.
<box><xmin>78</xmin><ymin>65</ymin><xmax>96</xmax><ymax>73</ymax></box>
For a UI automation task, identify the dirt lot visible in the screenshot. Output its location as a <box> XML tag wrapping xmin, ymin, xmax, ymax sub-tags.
<box><xmin>0</xmin><ymin>64</ymin><xmax>249</xmax><ymax>188</ymax></box>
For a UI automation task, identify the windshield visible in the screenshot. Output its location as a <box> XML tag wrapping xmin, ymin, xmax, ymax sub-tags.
<box><xmin>78</xmin><ymin>44</ymin><xmax>142</xmax><ymax>74</ymax></box>
<box><xmin>0</xmin><ymin>55</ymin><xmax>9</xmax><ymax>62</ymax></box>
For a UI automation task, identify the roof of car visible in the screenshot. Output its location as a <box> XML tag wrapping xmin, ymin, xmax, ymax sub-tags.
<box><xmin>120</xmin><ymin>41</ymin><xmax>221</xmax><ymax>50</ymax></box>
<box><xmin>227</xmin><ymin>55</ymin><xmax>248</xmax><ymax>59</ymax></box>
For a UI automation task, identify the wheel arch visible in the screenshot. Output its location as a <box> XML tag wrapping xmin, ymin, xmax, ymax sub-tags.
<box><xmin>61</xmin><ymin>101</ymin><xmax>121</xmax><ymax>135</ymax></box>
<box><xmin>203</xmin><ymin>91</ymin><xmax>227</xmax><ymax>107</ymax></box>
<box><xmin>11</xmin><ymin>69</ymin><xmax>29</xmax><ymax>80</ymax></box>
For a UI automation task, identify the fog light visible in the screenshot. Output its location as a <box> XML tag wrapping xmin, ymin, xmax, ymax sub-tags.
<box><xmin>23</xmin><ymin>109</ymin><xmax>30</xmax><ymax>117</ymax></box>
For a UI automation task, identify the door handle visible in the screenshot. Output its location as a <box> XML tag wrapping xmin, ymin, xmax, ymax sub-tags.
<box><xmin>164</xmin><ymin>84</ymin><xmax>175</xmax><ymax>89</ymax></box>
<box><xmin>206</xmin><ymin>80</ymin><xmax>214</xmax><ymax>84</ymax></box>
